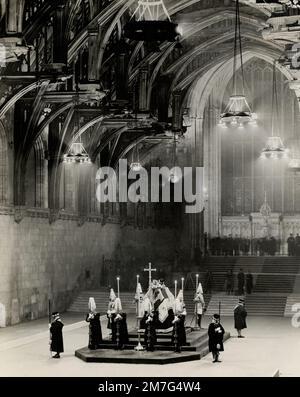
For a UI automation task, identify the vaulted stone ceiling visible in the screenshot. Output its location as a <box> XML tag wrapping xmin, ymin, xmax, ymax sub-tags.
<box><xmin>0</xmin><ymin>0</ymin><xmax>298</xmax><ymax>214</ymax></box>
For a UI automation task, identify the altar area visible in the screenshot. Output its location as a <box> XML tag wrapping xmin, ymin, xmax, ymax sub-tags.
<box><xmin>221</xmin><ymin>214</ymin><xmax>300</xmax><ymax>255</ymax></box>
<box><xmin>75</xmin><ymin>268</ymin><xmax>230</xmax><ymax>365</ymax></box>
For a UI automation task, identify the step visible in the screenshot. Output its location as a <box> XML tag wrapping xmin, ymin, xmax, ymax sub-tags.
<box><xmin>284</xmin><ymin>294</ymin><xmax>300</xmax><ymax>317</ymax></box>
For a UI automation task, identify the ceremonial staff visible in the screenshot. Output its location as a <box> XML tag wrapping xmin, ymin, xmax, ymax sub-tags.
<box><xmin>48</xmin><ymin>298</ymin><xmax>52</xmax><ymax>358</ymax></box>
<box><xmin>135</xmin><ymin>275</ymin><xmax>144</xmax><ymax>351</ymax></box>
<box><xmin>194</xmin><ymin>274</ymin><xmax>199</xmax><ymax>329</ymax></box>
<box><xmin>116</xmin><ymin>277</ymin><xmax>120</xmax><ymax>349</ymax></box>
<box><xmin>174</xmin><ymin>280</ymin><xmax>179</xmax><ymax>352</ymax></box>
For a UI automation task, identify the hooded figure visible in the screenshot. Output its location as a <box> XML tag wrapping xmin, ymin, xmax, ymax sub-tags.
<box><xmin>194</xmin><ymin>283</ymin><xmax>205</xmax><ymax>328</ymax></box>
<box><xmin>135</xmin><ymin>283</ymin><xmax>144</xmax><ymax>318</ymax></box>
<box><xmin>234</xmin><ymin>298</ymin><xmax>247</xmax><ymax>337</ymax></box>
<box><xmin>86</xmin><ymin>297</ymin><xmax>102</xmax><ymax>350</ymax></box>
<box><xmin>50</xmin><ymin>312</ymin><xmax>64</xmax><ymax>358</ymax></box>
<box><xmin>107</xmin><ymin>288</ymin><xmax>117</xmax><ymax>330</ymax></box>
<box><xmin>208</xmin><ymin>313</ymin><xmax>225</xmax><ymax>363</ymax></box>
<box><xmin>172</xmin><ymin>290</ymin><xmax>187</xmax><ymax>352</ymax></box>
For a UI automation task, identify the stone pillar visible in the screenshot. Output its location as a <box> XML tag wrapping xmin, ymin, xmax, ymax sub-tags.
<box><xmin>48</xmin><ymin>119</ymin><xmax>61</xmax><ymax>212</ymax></box>
<box><xmin>87</xmin><ymin>24</ymin><xmax>100</xmax><ymax>82</ymax></box>
<box><xmin>204</xmin><ymin>104</ymin><xmax>221</xmax><ymax>237</ymax></box>
<box><xmin>172</xmin><ymin>90</ymin><xmax>182</xmax><ymax>132</ymax></box>
<box><xmin>115</xmin><ymin>39</ymin><xmax>129</xmax><ymax>102</ymax></box>
<box><xmin>139</xmin><ymin>67</ymin><xmax>148</xmax><ymax>112</ymax></box>
<box><xmin>5</xmin><ymin>0</ymin><xmax>24</xmax><ymax>35</ymax></box>
<box><xmin>52</xmin><ymin>0</ymin><xmax>67</xmax><ymax>69</ymax></box>
<box><xmin>157</xmin><ymin>76</ymin><xmax>170</xmax><ymax>122</ymax></box>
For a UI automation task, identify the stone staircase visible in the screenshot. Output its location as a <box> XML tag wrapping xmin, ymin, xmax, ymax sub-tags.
<box><xmin>284</xmin><ymin>294</ymin><xmax>300</xmax><ymax>317</ymax></box>
<box><xmin>254</xmin><ymin>274</ymin><xmax>295</xmax><ymax>293</ymax></box>
<box><xmin>68</xmin><ymin>289</ymin><xmax>212</xmax><ymax>315</ymax></box>
<box><xmin>68</xmin><ymin>291</ymin><xmax>136</xmax><ymax>314</ymax></box>
<box><xmin>205</xmin><ymin>294</ymin><xmax>287</xmax><ymax>317</ymax></box>
<box><xmin>205</xmin><ymin>295</ymin><xmax>238</xmax><ymax>317</ymax></box>
<box><xmin>245</xmin><ymin>294</ymin><xmax>287</xmax><ymax>316</ymax></box>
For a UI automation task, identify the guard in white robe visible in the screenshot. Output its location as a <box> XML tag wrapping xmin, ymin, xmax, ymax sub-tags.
<box><xmin>194</xmin><ymin>282</ymin><xmax>205</xmax><ymax>328</ymax></box>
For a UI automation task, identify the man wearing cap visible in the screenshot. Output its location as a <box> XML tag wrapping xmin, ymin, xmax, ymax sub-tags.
<box><xmin>208</xmin><ymin>314</ymin><xmax>225</xmax><ymax>363</ymax></box>
<box><xmin>237</xmin><ymin>269</ymin><xmax>245</xmax><ymax>295</ymax></box>
<box><xmin>50</xmin><ymin>312</ymin><xmax>64</xmax><ymax>359</ymax></box>
<box><xmin>234</xmin><ymin>298</ymin><xmax>247</xmax><ymax>338</ymax></box>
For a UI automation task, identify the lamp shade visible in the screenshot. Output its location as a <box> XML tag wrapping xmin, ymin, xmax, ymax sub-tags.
<box><xmin>220</xmin><ymin>95</ymin><xmax>255</xmax><ymax>125</ymax></box>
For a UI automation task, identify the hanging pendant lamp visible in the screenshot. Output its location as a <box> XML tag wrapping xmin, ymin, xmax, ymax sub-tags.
<box><xmin>260</xmin><ymin>61</ymin><xmax>289</xmax><ymax>160</ymax></box>
<box><xmin>220</xmin><ymin>0</ymin><xmax>256</xmax><ymax>127</ymax></box>
<box><xmin>124</xmin><ymin>0</ymin><xmax>181</xmax><ymax>43</ymax></box>
<box><xmin>63</xmin><ymin>106</ymin><xmax>92</xmax><ymax>164</ymax></box>
<box><xmin>130</xmin><ymin>139</ymin><xmax>142</xmax><ymax>172</ymax></box>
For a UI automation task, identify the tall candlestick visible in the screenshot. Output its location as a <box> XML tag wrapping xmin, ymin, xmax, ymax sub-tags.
<box><xmin>181</xmin><ymin>278</ymin><xmax>184</xmax><ymax>293</ymax></box>
<box><xmin>117</xmin><ymin>277</ymin><xmax>120</xmax><ymax>298</ymax></box>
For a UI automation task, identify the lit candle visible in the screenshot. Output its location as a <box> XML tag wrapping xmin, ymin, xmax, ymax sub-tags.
<box><xmin>117</xmin><ymin>277</ymin><xmax>120</xmax><ymax>298</ymax></box>
<box><xmin>181</xmin><ymin>278</ymin><xmax>184</xmax><ymax>294</ymax></box>
<box><xmin>196</xmin><ymin>274</ymin><xmax>199</xmax><ymax>293</ymax></box>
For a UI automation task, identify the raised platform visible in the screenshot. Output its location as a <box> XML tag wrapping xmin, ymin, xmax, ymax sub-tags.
<box><xmin>75</xmin><ymin>348</ymin><xmax>201</xmax><ymax>364</ymax></box>
<box><xmin>75</xmin><ymin>328</ymin><xmax>231</xmax><ymax>365</ymax></box>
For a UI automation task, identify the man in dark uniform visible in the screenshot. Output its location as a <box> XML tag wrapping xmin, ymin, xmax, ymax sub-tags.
<box><xmin>237</xmin><ymin>268</ymin><xmax>245</xmax><ymax>295</ymax></box>
<box><xmin>208</xmin><ymin>314</ymin><xmax>225</xmax><ymax>363</ymax></box>
<box><xmin>50</xmin><ymin>312</ymin><xmax>64</xmax><ymax>359</ymax></box>
<box><xmin>287</xmin><ymin>234</ymin><xmax>295</xmax><ymax>256</ymax></box>
<box><xmin>172</xmin><ymin>290</ymin><xmax>187</xmax><ymax>353</ymax></box>
<box><xmin>141</xmin><ymin>310</ymin><xmax>158</xmax><ymax>352</ymax></box>
<box><xmin>295</xmin><ymin>234</ymin><xmax>300</xmax><ymax>256</ymax></box>
<box><xmin>225</xmin><ymin>269</ymin><xmax>234</xmax><ymax>295</ymax></box>
<box><xmin>234</xmin><ymin>298</ymin><xmax>247</xmax><ymax>338</ymax></box>
<box><xmin>245</xmin><ymin>271</ymin><xmax>253</xmax><ymax>294</ymax></box>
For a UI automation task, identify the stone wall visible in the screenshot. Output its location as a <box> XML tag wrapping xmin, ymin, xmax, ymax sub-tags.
<box><xmin>0</xmin><ymin>214</ymin><xmax>176</xmax><ymax>326</ymax></box>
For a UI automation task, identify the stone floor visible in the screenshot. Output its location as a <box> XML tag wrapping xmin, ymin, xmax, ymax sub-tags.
<box><xmin>0</xmin><ymin>314</ymin><xmax>298</xmax><ymax>377</ymax></box>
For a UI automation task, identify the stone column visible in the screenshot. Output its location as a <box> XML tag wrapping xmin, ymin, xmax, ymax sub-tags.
<box><xmin>87</xmin><ymin>24</ymin><xmax>100</xmax><ymax>82</ymax></box>
<box><xmin>116</xmin><ymin>39</ymin><xmax>129</xmax><ymax>102</ymax></box>
<box><xmin>5</xmin><ymin>0</ymin><xmax>24</xmax><ymax>35</ymax></box>
<box><xmin>157</xmin><ymin>76</ymin><xmax>170</xmax><ymax>122</ymax></box>
<box><xmin>139</xmin><ymin>67</ymin><xmax>148</xmax><ymax>112</ymax></box>
<box><xmin>172</xmin><ymin>90</ymin><xmax>182</xmax><ymax>132</ymax></box>
<box><xmin>52</xmin><ymin>0</ymin><xmax>67</xmax><ymax>69</ymax></box>
<box><xmin>205</xmin><ymin>104</ymin><xmax>221</xmax><ymax>237</ymax></box>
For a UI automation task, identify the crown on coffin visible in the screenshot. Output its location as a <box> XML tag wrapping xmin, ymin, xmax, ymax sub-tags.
<box><xmin>150</xmin><ymin>279</ymin><xmax>163</xmax><ymax>289</ymax></box>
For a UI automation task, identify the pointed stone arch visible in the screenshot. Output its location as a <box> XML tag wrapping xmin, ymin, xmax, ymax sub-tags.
<box><xmin>0</xmin><ymin>120</ymin><xmax>8</xmax><ymax>205</ymax></box>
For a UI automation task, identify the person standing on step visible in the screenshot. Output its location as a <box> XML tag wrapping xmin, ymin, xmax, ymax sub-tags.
<box><xmin>194</xmin><ymin>282</ymin><xmax>205</xmax><ymax>329</ymax></box>
<box><xmin>225</xmin><ymin>269</ymin><xmax>234</xmax><ymax>295</ymax></box>
<box><xmin>245</xmin><ymin>271</ymin><xmax>253</xmax><ymax>295</ymax></box>
<box><xmin>50</xmin><ymin>312</ymin><xmax>64</xmax><ymax>359</ymax></box>
<box><xmin>237</xmin><ymin>268</ymin><xmax>245</xmax><ymax>295</ymax></box>
<box><xmin>234</xmin><ymin>298</ymin><xmax>247</xmax><ymax>338</ymax></box>
<box><xmin>204</xmin><ymin>271</ymin><xmax>213</xmax><ymax>294</ymax></box>
<box><xmin>208</xmin><ymin>313</ymin><xmax>225</xmax><ymax>363</ymax></box>
<box><xmin>287</xmin><ymin>234</ymin><xmax>295</xmax><ymax>257</ymax></box>
<box><xmin>172</xmin><ymin>290</ymin><xmax>187</xmax><ymax>353</ymax></box>
<box><xmin>295</xmin><ymin>234</ymin><xmax>300</xmax><ymax>256</ymax></box>
<box><xmin>86</xmin><ymin>297</ymin><xmax>102</xmax><ymax>350</ymax></box>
